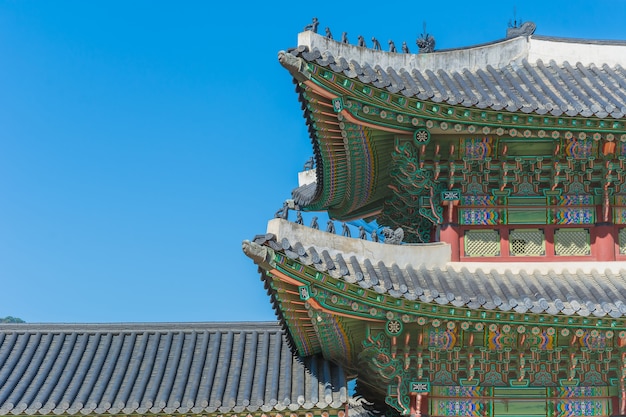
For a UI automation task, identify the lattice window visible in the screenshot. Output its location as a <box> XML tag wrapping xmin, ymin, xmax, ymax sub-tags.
<box><xmin>464</xmin><ymin>229</ymin><xmax>500</xmax><ymax>257</ymax></box>
<box><xmin>619</xmin><ymin>228</ymin><xmax>626</xmax><ymax>254</ymax></box>
<box><xmin>554</xmin><ymin>228</ymin><xmax>590</xmax><ymax>256</ymax></box>
<box><xmin>509</xmin><ymin>229</ymin><xmax>545</xmax><ymax>256</ymax></box>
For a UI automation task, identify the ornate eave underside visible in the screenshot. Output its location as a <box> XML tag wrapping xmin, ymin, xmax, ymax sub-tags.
<box><xmin>281</xmin><ymin>31</ymin><xmax>626</xmax><ymax>222</ymax></box>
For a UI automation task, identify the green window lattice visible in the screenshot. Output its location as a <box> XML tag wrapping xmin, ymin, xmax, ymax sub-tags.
<box><xmin>554</xmin><ymin>228</ymin><xmax>590</xmax><ymax>256</ymax></box>
<box><xmin>464</xmin><ymin>229</ymin><xmax>500</xmax><ymax>257</ymax></box>
<box><xmin>509</xmin><ymin>229</ymin><xmax>545</xmax><ymax>256</ymax></box>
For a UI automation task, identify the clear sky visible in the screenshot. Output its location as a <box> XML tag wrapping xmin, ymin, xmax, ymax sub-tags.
<box><xmin>1</xmin><ymin>0</ymin><xmax>625</xmax><ymax>323</ymax></box>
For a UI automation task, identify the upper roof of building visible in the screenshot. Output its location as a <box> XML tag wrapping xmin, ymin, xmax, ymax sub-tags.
<box><xmin>281</xmin><ymin>29</ymin><xmax>626</xmax><ymax>118</ymax></box>
<box><xmin>0</xmin><ymin>322</ymin><xmax>348</xmax><ymax>416</ymax></box>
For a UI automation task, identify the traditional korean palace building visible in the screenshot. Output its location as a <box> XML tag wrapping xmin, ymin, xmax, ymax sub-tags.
<box><xmin>3</xmin><ymin>21</ymin><xmax>626</xmax><ymax>417</ymax></box>
<box><xmin>242</xmin><ymin>23</ymin><xmax>626</xmax><ymax>417</ymax></box>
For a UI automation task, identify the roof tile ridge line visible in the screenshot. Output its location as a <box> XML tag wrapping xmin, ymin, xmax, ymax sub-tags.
<box><xmin>168</xmin><ymin>331</ymin><xmax>198</xmax><ymax>411</ymax></box>
<box><xmin>560</xmin><ymin>270</ymin><xmax>587</xmax><ymax>312</ymax></box>
<box><xmin>474</xmin><ymin>67</ymin><xmax>508</xmax><ymax>109</ymax></box>
<box><xmin>265</xmin><ymin>332</ymin><xmax>283</xmax><ymax>410</ymax></box>
<box><xmin>116</xmin><ymin>331</ymin><xmax>151</xmax><ymax>413</ymax></box>
<box><xmin>557</xmin><ymin>60</ymin><xmax>602</xmax><ymax>112</ymax></box>
<box><xmin>26</xmin><ymin>332</ymin><xmax>71</xmax><ymax>412</ymax></box>
<box><xmin>404</xmin><ymin>264</ymin><xmax>425</xmax><ymax>297</ymax></box>
<box><xmin>100</xmin><ymin>332</ymin><xmax>138</xmax><ymax>411</ymax></box>
<box><xmin>460</xmin><ymin>68</ymin><xmax>494</xmax><ymax>107</ymax></box>
<box><xmin>485</xmin><ymin>65</ymin><xmax>525</xmax><ymax>109</ymax></box>
<box><xmin>0</xmin><ymin>332</ymin><xmax>25</xmax><ymax>407</ymax></box>
<box><xmin>376</xmin><ymin>260</ymin><xmax>393</xmax><ymax>292</ymax></box>
<box><xmin>488</xmin><ymin>268</ymin><xmax>517</xmax><ymax>311</ymax></box>
<box><xmin>276</xmin><ymin>333</ymin><xmax>292</xmax><ymax>408</ymax></box>
<box><xmin>587</xmin><ymin>64</ymin><xmax>626</xmax><ymax>112</ymax></box>
<box><xmin>576</xmin><ymin>268</ymin><xmax>606</xmax><ymax>312</ymax></box>
<box><xmin>535</xmin><ymin>59</ymin><xmax>582</xmax><ymax>113</ymax></box>
<box><xmin>74</xmin><ymin>333</ymin><xmax>111</xmax><ymax>412</ymax></box>
<box><xmin>534</xmin><ymin>270</ymin><xmax>563</xmax><ymax>310</ymax></box>
<box><xmin>601</xmin><ymin>64</ymin><xmax>626</xmax><ymax>96</ymax></box>
<box><xmin>460</xmin><ymin>267</ymin><xmax>486</xmax><ymax>307</ymax></box>
<box><xmin>545</xmin><ymin>269</ymin><xmax>569</xmax><ymax>310</ymax></box>
<box><xmin>423</xmin><ymin>68</ymin><xmax>450</xmax><ymax>102</ymax></box>
<box><xmin>306</xmin><ymin>355</ymin><xmax>320</xmax><ymax>407</ymax></box>
<box><xmin>500</xmin><ymin>270</ymin><xmax>522</xmax><ymax>309</ymax></box>
<box><xmin>588</xmin><ymin>269</ymin><xmax>617</xmax><ymax>314</ymax></box>
<box><xmin>397</xmin><ymin>68</ymin><xmax>420</xmax><ymax>97</ymax></box>
<box><xmin>574</xmin><ymin>62</ymin><xmax>621</xmax><ymax>112</ymax></box>
<box><xmin>450</xmin><ymin>71</ymin><xmax>480</xmax><ymax>105</ymax></box>
<box><xmin>569</xmin><ymin>268</ymin><xmax>602</xmax><ymax>308</ymax></box>
<box><xmin>5</xmin><ymin>332</ymin><xmax>50</xmax><ymax>411</ymax></box>
<box><xmin>157</xmin><ymin>331</ymin><xmax>186</xmax><ymax>410</ymax></box>
<box><xmin>90</xmin><ymin>330</ymin><xmax>127</xmax><ymax>413</ymax></box>
<box><xmin>432</xmin><ymin>266</ymin><xmax>455</xmax><ymax>303</ymax></box>
<box><xmin>186</xmin><ymin>330</ymin><xmax>211</xmax><ymax>411</ymax></box>
<box><xmin>479</xmin><ymin>269</ymin><xmax>506</xmax><ymax>308</ymax></box>
<box><xmin>220</xmin><ymin>331</ymin><xmax>247</xmax><ymax>411</ymax></box>
<box><xmin>209</xmin><ymin>331</ymin><xmax>234</xmax><ymax>410</ymax></box>
<box><xmin>415</xmin><ymin>264</ymin><xmax>436</xmax><ymax>299</ymax></box>
<box><xmin>143</xmin><ymin>332</ymin><xmax>174</xmax><ymax>411</ymax></box>
<box><xmin>517</xmin><ymin>270</ymin><xmax>548</xmax><ymax>311</ymax></box>
<box><xmin>504</xmin><ymin>61</ymin><xmax>542</xmax><ymax>110</ymax></box>
<box><xmin>45</xmin><ymin>332</ymin><xmax>83</xmax><ymax>412</ymax></box>
<box><xmin>409</xmin><ymin>68</ymin><xmax>435</xmax><ymax>98</ymax></box>
<box><xmin>251</xmin><ymin>331</ymin><xmax>270</xmax><ymax>407</ymax></box>
<box><xmin>128</xmin><ymin>332</ymin><xmax>161</xmax><ymax>412</ymax></box>
<box><xmin>521</xmin><ymin>59</ymin><xmax>569</xmax><ymax>112</ymax></box>
<box><xmin>603</xmin><ymin>268</ymin><xmax>626</xmax><ymax>303</ymax></box>
<box><xmin>64</xmin><ymin>332</ymin><xmax>103</xmax><ymax>413</ymax></box>
<box><xmin>436</xmin><ymin>68</ymin><xmax>463</xmax><ymax>105</ymax></box>
<box><xmin>236</xmin><ymin>331</ymin><xmax>258</xmax><ymax>410</ymax></box>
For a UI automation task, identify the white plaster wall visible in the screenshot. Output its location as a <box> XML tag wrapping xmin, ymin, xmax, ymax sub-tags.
<box><xmin>267</xmin><ymin>218</ymin><xmax>451</xmax><ymax>268</ymax></box>
<box><xmin>529</xmin><ymin>38</ymin><xmax>626</xmax><ymax>67</ymax></box>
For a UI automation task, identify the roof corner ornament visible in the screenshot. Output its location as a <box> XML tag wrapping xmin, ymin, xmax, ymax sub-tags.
<box><xmin>382</xmin><ymin>227</ymin><xmax>404</xmax><ymax>245</ymax></box>
<box><xmin>277</xmin><ymin>51</ymin><xmax>309</xmax><ymax>81</ymax></box>
<box><xmin>303</xmin><ymin>17</ymin><xmax>319</xmax><ymax>33</ymax></box>
<box><xmin>325</xmin><ymin>27</ymin><xmax>333</xmax><ymax>39</ymax></box>
<box><xmin>506</xmin><ymin>9</ymin><xmax>536</xmax><ymax>38</ymax></box>
<box><xmin>303</xmin><ymin>157</ymin><xmax>315</xmax><ymax>170</ymax></box>
<box><xmin>388</xmin><ymin>40</ymin><xmax>397</xmax><ymax>53</ymax></box>
<box><xmin>416</xmin><ymin>22</ymin><xmax>435</xmax><ymax>53</ymax></box>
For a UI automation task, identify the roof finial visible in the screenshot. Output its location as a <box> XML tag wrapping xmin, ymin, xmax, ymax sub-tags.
<box><xmin>416</xmin><ymin>20</ymin><xmax>435</xmax><ymax>53</ymax></box>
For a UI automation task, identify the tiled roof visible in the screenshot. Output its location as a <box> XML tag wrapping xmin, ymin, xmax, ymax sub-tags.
<box><xmin>282</xmin><ymin>32</ymin><xmax>626</xmax><ymax>119</ymax></box>
<box><xmin>248</xmin><ymin>227</ymin><xmax>626</xmax><ymax>319</ymax></box>
<box><xmin>0</xmin><ymin>322</ymin><xmax>348</xmax><ymax>416</ymax></box>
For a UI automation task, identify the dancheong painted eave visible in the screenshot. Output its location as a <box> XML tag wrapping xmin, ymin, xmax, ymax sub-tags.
<box><xmin>281</xmin><ymin>30</ymin><xmax>626</xmax><ymax>118</ymax></box>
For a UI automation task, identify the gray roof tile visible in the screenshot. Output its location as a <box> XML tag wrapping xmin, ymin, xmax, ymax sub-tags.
<box><xmin>0</xmin><ymin>323</ymin><xmax>348</xmax><ymax>416</ymax></box>
<box><xmin>250</xmin><ymin>232</ymin><xmax>626</xmax><ymax>319</ymax></box>
<box><xmin>284</xmin><ymin>37</ymin><xmax>626</xmax><ymax>119</ymax></box>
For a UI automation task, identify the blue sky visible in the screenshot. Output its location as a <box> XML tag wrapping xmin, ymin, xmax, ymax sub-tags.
<box><xmin>1</xmin><ymin>1</ymin><xmax>625</xmax><ymax>323</ymax></box>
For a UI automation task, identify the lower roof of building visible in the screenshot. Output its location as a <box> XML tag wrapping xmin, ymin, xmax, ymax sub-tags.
<box><xmin>0</xmin><ymin>321</ymin><xmax>349</xmax><ymax>416</ymax></box>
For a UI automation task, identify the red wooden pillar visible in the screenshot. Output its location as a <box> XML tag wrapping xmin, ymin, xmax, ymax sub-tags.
<box><xmin>440</xmin><ymin>223</ymin><xmax>460</xmax><ymax>261</ymax></box>
<box><xmin>409</xmin><ymin>393</ymin><xmax>429</xmax><ymax>417</ymax></box>
<box><xmin>594</xmin><ymin>222</ymin><xmax>615</xmax><ymax>261</ymax></box>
